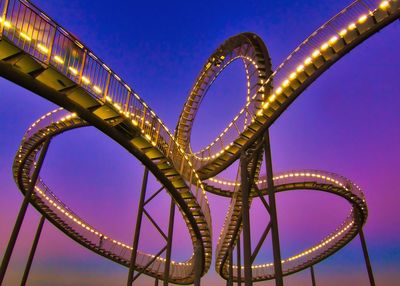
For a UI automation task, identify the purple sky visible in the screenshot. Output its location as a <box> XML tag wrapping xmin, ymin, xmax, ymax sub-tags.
<box><xmin>0</xmin><ymin>0</ymin><xmax>399</xmax><ymax>285</ymax></box>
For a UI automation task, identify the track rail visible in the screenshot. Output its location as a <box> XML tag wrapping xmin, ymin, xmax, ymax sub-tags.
<box><xmin>1</xmin><ymin>0</ymin><xmax>398</xmax><ymax>284</ymax></box>
<box><xmin>13</xmin><ymin>109</ymin><xmax>205</xmax><ymax>284</ymax></box>
<box><xmin>186</xmin><ymin>0</ymin><xmax>400</xmax><ymax>179</ymax></box>
<box><xmin>0</xmin><ymin>0</ymin><xmax>213</xmax><ymax>283</ymax></box>
<box><xmin>215</xmin><ymin>170</ymin><xmax>368</xmax><ymax>281</ymax></box>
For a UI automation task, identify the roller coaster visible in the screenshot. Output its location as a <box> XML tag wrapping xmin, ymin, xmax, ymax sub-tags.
<box><xmin>0</xmin><ymin>0</ymin><xmax>398</xmax><ymax>285</ymax></box>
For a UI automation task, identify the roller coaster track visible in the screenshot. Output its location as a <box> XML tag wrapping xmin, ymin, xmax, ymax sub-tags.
<box><xmin>0</xmin><ymin>0</ymin><xmax>398</xmax><ymax>284</ymax></box>
<box><xmin>179</xmin><ymin>0</ymin><xmax>400</xmax><ymax>180</ymax></box>
<box><xmin>0</xmin><ymin>0</ymin><xmax>213</xmax><ymax>283</ymax></box>
<box><xmin>12</xmin><ymin>109</ymin><xmax>205</xmax><ymax>283</ymax></box>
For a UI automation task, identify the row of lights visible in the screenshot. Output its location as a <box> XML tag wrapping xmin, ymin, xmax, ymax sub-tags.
<box><xmin>192</xmin><ymin>0</ymin><xmax>395</xmax><ymax>166</ymax></box>
<box><xmin>33</xmin><ymin>185</ymin><xmax>191</xmax><ymax>267</ymax></box>
<box><xmin>231</xmin><ymin>220</ymin><xmax>355</xmax><ymax>271</ymax></box>
<box><xmin>21</xmin><ymin>107</ymin><xmax>207</xmax><ymax>268</ymax></box>
<box><xmin>257</xmin><ymin>0</ymin><xmax>393</xmax><ymax>118</ymax></box>
<box><xmin>2</xmin><ymin>5</ymin><xmax>212</xmax><ymax>221</ymax></box>
<box><xmin>191</xmin><ymin>55</ymin><xmax>263</xmax><ymax>161</ymax></box>
<box><xmin>209</xmin><ymin>171</ymin><xmax>352</xmax><ymax>194</ymax></box>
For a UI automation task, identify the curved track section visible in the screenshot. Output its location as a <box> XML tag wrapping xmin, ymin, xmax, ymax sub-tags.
<box><xmin>176</xmin><ymin>32</ymin><xmax>273</xmax><ymax>154</ymax></box>
<box><xmin>186</xmin><ymin>0</ymin><xmax>400</xmax><ymax>179</ymax></box>
<box><xmin>0</xmin><ymin>0</ymin><xmax>212</xmax><ymax>283</ymax></box>
<box><xmin>215</xmin><ymin>170</ymin><xmax>368</xmax><ymax>281</ymax></box>
<box><xmin>13</xmin><ymin>108</ymin><xmax>204</xmax><ymax>284</ymax></box>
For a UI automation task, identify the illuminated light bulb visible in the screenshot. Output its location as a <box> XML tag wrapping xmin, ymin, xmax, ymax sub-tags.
<box><xmin>3</xmin><ymin>20</ymin><xmax>11</xmax><ymax>28</ymax></box>
<box><xmin>358</xmin><ymin>15</ymin><xmax>368</xmax><ymax>24</ymax></box>
<box><xmin>312</xmin><ymin>50</ymin><xmax>321</xmax><ymax>58</ymax></box>
<box><xmin>289</xmin><ymin>72</ymin><xmax>297</xmax><ymax>80</ymax></box>
<box><xmin>380</xmin><ymin>1</ymin><xmax>390</xmax><ymax>9</ymax></box>
<box><xmin>68</xmin><ymin>66</ymin><xmax>78</xmax><ymax>75</ymax></box>
<box><xmin>93</xmin><ymin>86</ymin><xmax>102</xmax><ymax>94</ymax></box>
<box><xmin>282</xmin><ymin>79</ymin><xmax>290</xmax><ymax>87</ymax></box>
<box><xmin>269</xmin><ymin>94</ymin><xmax>276</xmax><ymax>102</ymax></box>
<box><xmin>339</xmin><ymin>29</ymin><xmax>347</xmax><ymax>37</ymax></box>
<box><xmin>276</xmin><ymin>87</ymin><xmax>283</xmax><ymax>95</ymax></box>
<box><xmin>256</xmin><ymin>109</ymin><xmax>263</xmax><ymax>116</ymax></box>
<box><xmin>321</xmin><ymin>43</ymin><xmax>329</xmax><ymax>50</ymax></box>
<box><xmin>20</xmin><ymin>32</ymin><xmax>31</xmax><ymax>41</ymax></box>
<box><xmin>53</xmin><ymin>55</ymin><xmax>64</xmax><ymax>64</ymax></box>
<box><xmin>304</xmin><ymin>57</ymin><xmax>312</xmax><ymax>65</ymax></box>
<box><xmin>329</xmin><ymin>36</ymin><xmax>338</xmax><ymax>44</ymax></box>
<box><xmin>81</xmin><ymin>76</ymin><xmax>90</xmax><ymax>84</ymax></box>
<box><xmin>296</xmin><ymin>64</ymin><xmax>304</xmax><ymax>72</ymax></box>
<box><xmin>348</xmin><ymin>23</ymin><xmax>356</xmax><ymax>30</ymax></box>
<box><xmin>37</xmin><ymin>44</ymin><xmax>49</xmax><ymax>54</ymax></box>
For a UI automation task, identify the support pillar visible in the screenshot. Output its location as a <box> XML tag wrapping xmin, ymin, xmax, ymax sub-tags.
<box><xmin>127</xmin><ymin>167</ymin><xmax>149</xmax><ymax>286</ymax></box>
<box><xmin>359</xmin><ymin>229</ymin><xmax>375</xmax><ymax>286</ymax></box>
<box><xmin>237</xmin><ymin>237</ymin><xmax>241</xmax><ymax>286</ymax></box>
<box><xmin>163</xmin><ymin>199</ymin><xmax>175</xmax><ymax>286</ymax></box>
<box><xmin>0</xmin><ymin>139</ymin><xmax>51</xmax><ymax>284</ymax></box>
<box><xmin>193</xmin><ymin>240</ymin><xmax>203</xmax><ymax>286</ymax></box>
<box><xmin>240</xmin><ymin>154</ymin><xmax>252</xmax><ymax>286</ymax></box>
<box><xmin>310</xmin><ymin>266</ymin><xmax>316</xmax><ymax>286</ymax></box>
<box><xmin>20</xmin><ymin>216</ymin><xmax>45</xmax><ymax>286</ymax></box>
<box><xmin>264</xmin><ymin>130</ymin><xmax>283</xmax><ymax>286</ymax></box>
<box><xmin>227</xmin><ymin>245</ymin><xmax>233</xmax><ymax>286</ymax></box>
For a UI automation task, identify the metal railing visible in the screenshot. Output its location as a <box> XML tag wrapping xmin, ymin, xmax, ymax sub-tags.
<box><xmin>191</xmin><ymin>0</ymin><xmax>384</xmax><ymax>168</ymax></box>
<box><xmin>16</xmin><ymin>109</ymin><xmax>196</xmax><ymax>280</ymax></box>
<box><xmin>215</xmin><ymin>169</ymin><xmax>367</xmax><ymax>279</ymax></box>
<box><xmin>0</xmin><ymin>0</ymin><xmax>211</xmax><ymax>235</ymax></box>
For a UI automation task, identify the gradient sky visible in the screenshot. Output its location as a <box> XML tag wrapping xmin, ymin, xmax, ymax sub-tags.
<box><xmin>0</xmin><ymin>0</ymin><xmax>399</xmax><ymax>285</ymax></box>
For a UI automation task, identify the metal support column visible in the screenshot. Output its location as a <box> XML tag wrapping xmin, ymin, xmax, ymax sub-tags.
<box><xmin>237</xmin><ymin>237</ymin><xmax>241</xmax><ymax>286</ymax></box>
<box><xmin>127</xmin><ymin>167</ymin><xmax>149</xmax><ymax>286</ymax></box>
<box><xmin>154</xmin><ymin>278</ymin><xmax>159</xmax><ymax>286</ymax></box>
<box><xmin>0</xmin><ymin>139</ymin><xmax>51</xmax><ymax>284</ymax></box>
<box><xmin>227</xmin><ymin>245</ymin><xmax>233</xmax><ymax>286</ymax></box>
<box><xmin>359</xmin><ymin>229</ymin><xmax>375</xmax><ymax>286</ymax></box>
<box><xmin>240</xmin><ymin>154</ymin><xmax>252</xmax><ymax>286</ymax></box>
<box><xmin>264</xmin><ymin>130</ymin><xmax>283</xmax><ymax>286</ymax></box>
<box><xmin>310</xmin><ymin>266</ymin><xmax>316</xmax><ymax>286</ymax></box>
<box><xmin>193</xmin><ymin>239</ymin><xmax>203</xmax><ymax>286</ymax></box>
<box><xmin>163</xmin><ymin>198</ymin><xmax>175</xmax><ymax>286</ymax></box>
<box><xmin>20</xmin><ymin>216</ymin><xmax>45</xmax><ymax>286</ymax></box>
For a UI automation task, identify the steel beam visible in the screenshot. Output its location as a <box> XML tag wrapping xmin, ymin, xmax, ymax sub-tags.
<box><xmin>227</xmin><ymin>246</ymin><xmax>233</xmax><ymax>286</ymax></box>
<box><xmin>237</xmin><ymin>237</ymin><xmax>241</xmax><ymax>286</ymax></box>
<box><xmin>240</xmin><ymin>154</ymin><xmax>252</xmax><ymax>286</ymax></box>
<box><xmin>20</xmin><ymin>216</ymin><xmax>45</xmax><ymax>286</ymax></box>
<box><xmin>0</xmin><ymin>139</ymin><xmax>51</xmax><ymax>284</ymax></box>
<box><xmin>163</xmin><ymin>199</ymin><xmax>175</xmax><ymax>286</ymax></box>
<box><xmin>193</xmin><ymin>240</ymin><xmax>203</xmax><ymax>286</ymax></box>
<box><xmin>310</xmin><ymin>266</ymin><xmax>316</xmax><ymax>286</ymax></box>
<box><xmin>127</xmin><ymin>167</ymin><xmax>149</xmax><ymax>286</ymax></box>
<box><xmin>264</xmin><ymin>130</ymin><xmax>283</xmax><ymax>286</ymax></box>
<box><xmin>359</xmin><ymin>229</ymin><xmax>375</xmax><ymax>286</ymax></box>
